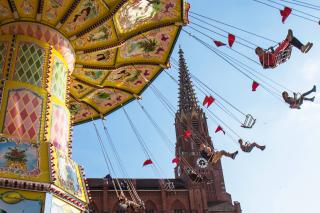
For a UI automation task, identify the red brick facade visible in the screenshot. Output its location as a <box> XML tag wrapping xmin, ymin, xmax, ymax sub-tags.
<box><xmin>88</xmin><ymin>178</ymin><xmax>241</xmax><ymax>213</ymax></box>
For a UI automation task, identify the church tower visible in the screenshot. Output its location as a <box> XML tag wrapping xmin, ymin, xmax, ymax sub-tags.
<box><xmin>174</xmin><ymin>48</ymin><xmax>233</xmax><ymax>204</ymax></box>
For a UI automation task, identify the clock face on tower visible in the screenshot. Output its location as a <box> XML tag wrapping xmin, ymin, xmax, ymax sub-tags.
<box><xmin>196</xmin><ymin>157</ymin><xmax>208</xmax><ymax>169</ymax></box>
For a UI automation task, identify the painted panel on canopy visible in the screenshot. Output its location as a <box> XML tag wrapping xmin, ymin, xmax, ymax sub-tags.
<box><xmin>48</xmin><ymin>100</ymin><xmax>70</xmax><ymax>155</ymax></box>
<box><xmin>72</xmin><ymin>19</ymin><xmax>118</xmax><ymax>51</ymax></box>
<box><xmin>0</xmin><ymin>1</ymin><xmax>14</xmax><ymax>24</ymax></box>
<box><xmin>41</xmin><ymin>0</ymin><xmax>74</xmax><ymax>26</ymax></box>
<box><xmin>70</xmin><ymin>79</ymin><xmax>95</xmax><ymax>99</ymax></box>
<box><xmin>117</xmin><ymin>25</ymin><xmax>179</xmax><ymax>64</ymax></box>
<box><xmin>50</xmin><ymin>52</ymin><xmax>69</xmax><ymax>102</ymax></box>
<box><xmin>82</xmin><ymin>88</ymin><xmax>132</xmax><ymax>114</ymax></box>
<box><xmin>1</xmin><ymin>85</ymin><xmax>46</xmax><ymax>143</ymax></box>
<box><xmin>0</xmin><ymin>137</ymin><xmax>49</xmax><ymax>183</ymax></box>
<box><xmin>52</xmin><ymin>149</ymin><xmax>87</xmax><ymax>202</ymax></box>
<box><xmin>72</xmin><ymin>68</ymin><xmax>110</xmax><ymax>86</ymax></box>
<box><xmin>103</xmin><ymin>0</ymin><xmax>121</xmax><ymax>8</ymax></box>
<box><xmin>0</xmin><ymin>190</ymin><xmax>45</xmax><ymax>213</ymax></box>
<box><xmin>51</xmin><ymin>196</ymin><xmax>81</xmax><ymax>213</ymax></box>
<box><xmin>69</xmin><ymin>97</ymin><xmax>99</xmax><ymax>124</ymax></box>
<box><xmin>76</xmin><ymin>48</ymin><xmax>117</xmax><ymax>67</ymax></box>
<box><xmin>59</xmin><ymin>0</ymin><xmax>109</xmax><ymax>37</ymax></box>
<box><xmin>103</xmin><ymin>65</ymin><xmax>161</xmax><ymax>94</ymax></box>
<box><xmin>0</xmin><ymin>35</ymin><xmax>12</xmax><ymax>79</ymax></box>
<box><xmin>1</xmin><ymin>84</ymin><xmax>45</xmax><ymax>143</ymax></box>
<box><xmin>11</xmin><ymin>37</ymin><xmax>49</xmax><ymax>88</ymax></box>
<box><xmin>114</xmin><ymin>0</ymin><xmax>182</xmax><ymax>37</ymax></box>
<box><xmin>13</xmin><ymin>0</ymin><xmax>38</xmax><ymax>19</ymax></box>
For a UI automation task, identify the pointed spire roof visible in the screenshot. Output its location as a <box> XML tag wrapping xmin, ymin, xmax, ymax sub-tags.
<box><xmin>177</xmin><ymin>48</ymin><xmax>199</xmax><ymax>112</ymax></box>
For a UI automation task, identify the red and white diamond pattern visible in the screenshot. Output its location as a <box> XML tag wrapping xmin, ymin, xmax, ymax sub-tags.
<box><xmin>50</xmin><ymin>104</ymin><xmax>69</xmax><ymax>153</ymax></box>
<box><xmin>3</xmin><ymin>89</ymin><xmax>43</xmax><ymax>141</ymax></box>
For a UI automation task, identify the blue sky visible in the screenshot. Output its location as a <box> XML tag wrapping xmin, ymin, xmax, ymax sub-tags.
<box><xmin>72</xmin><ymin>1</ymin><xmax>320</xmax><ymax>212</ymax></box>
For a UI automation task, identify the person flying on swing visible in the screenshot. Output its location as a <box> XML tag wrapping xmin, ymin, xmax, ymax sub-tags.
<box><xmin>238</xmin><ymin>139</ymin><xmax>265</xmax><ymax>153</ymax></box>
<box><xmin>255</xmin><ymin>29</ymin><xmax>313</xmax><ymax>69</ymax></box>
<box><xmin>199</xmin><ymin>143</ymin><xmax>238</xmax><ymax>165</ymax></box>
<box><xmin>282</xmin><ymin>85</ymin><xmax>316</xmax><ymax>109</ymax></box>
<box><xmin>118</xmin><ymin>194</ymin><xmax>144</xmax><ymax>212</ymax></box>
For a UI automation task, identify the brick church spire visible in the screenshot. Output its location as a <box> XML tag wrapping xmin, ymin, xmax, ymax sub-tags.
<box><xmin>177</xmin><ymin>48</ymin><xmax>199</xmax><ymax>112</ymax></box>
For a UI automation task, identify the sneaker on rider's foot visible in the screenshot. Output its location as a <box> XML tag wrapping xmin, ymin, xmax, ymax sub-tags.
<box><xmin>301</xmin><ymin>42</ymin><xmax>313</xmax><ymax>53</ymax></box>
<box><xmin>310</xmin><ymin>97</ymin><xmax>315</xmax><ymax>102</ymax></box>
<box><xmin>260</xmin><ymin>145</ymin><xmax>266</xmax><ymax>151</ymax></box>
<box><xmin>287</xmin><ymin>29</ymin><xmax>293</xmax><ymax>41</ymax></box>
<box><xmin>231</xmin><ymin>151</ymin><xmax>238</xmax><ymax>160</ymax></box>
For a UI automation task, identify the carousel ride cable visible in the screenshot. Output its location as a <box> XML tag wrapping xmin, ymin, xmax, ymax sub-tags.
<box><xmin>189</xmin><ymin>15</ymin><xmax>259</xmax><ymax>47</ymax></box>
<box><xmin>182</xmin><ymin>28</ymin><xmax>283</xmax><ymax>100</ymax></box>
<box><xmin>291</xmin><ymin>0</ymin><xmax>320</xmax><ymax>9</ymax></box>
<box><xmin>122</xmin><ymin>107</ymin><xmax>174</xmax><ymax>186</ymax></box>
<box><xmin>251</xmin><ymin>0</ymin><xmax>320</xmax><ymax>23</ymax></box>
<box><xmin>92</xmin><ymin>121</ymin><xmax>128</xmax><ymax>199</ymax></box>
<box><xmin>177</xmin><ymin>19</ymin><xmax>294</xmax><ymax>94</ymax></box>
<box><xmin>136</xmin><ymin>65</ymin><xmax>242</xmax><ymax>147</ymax></box>
<box><xmin>159</xmin><ymin>70</ymin><xmax>242</xmax><ymax>141</ymax></box>
<box><xmin>189</xmin><ymin>11</ymin><xmax>278</xmax><ymax>43</ymax></box>
<box><xmin>182</xmin><ymin>29</ymin><xmax>284</xmax><ymax>102</ymax></box>
<box><xmin>149</xmin><ymin>82</ymin><xmax>241</xmax><ymax>145</ymax></box>
<box><xmin>190</xmin><ymin>21</ymin><xmax>256</xmax><ymax>50</ymax></box>
<box><xmin>135</xmin><ymin>100</ymin><xmax>200</xmax><ymax>175</ymax></box>
<box><xmin>172</xmin><ymin>43</ymin><xmax>294</xmax><ymax>94</ymax></box>
<box><xmin>92</xmin><ymin>121</ymin><xmax>115</xmax><ymax>175</ymax></box>
<box><xmin>101</xmin><ymin>120</ymin><xmax>142</xmax><ymax>202</ymax></box>
<box><xmin>279</xmin><ymin>0</ymin><xmax>320</xmax><ymax>10</ymax></box>
<box><xmin>187</xmin><ymin>25</ymin><xmax>261</xmax><ymax>66</ymax></box>
<box><xmin>171</xmin><ymin>57</ymin><xmax>252</xmax><ymax>115</ymax></box>
<box><xmin>266</xmin><ymin>0</ymin><xmax>320</xmax><ymax>19</ymax></box>
<box><xmin>167</xmin><ymin>64</ymin><xmax>244</xmax><ymax>126</ymax></box>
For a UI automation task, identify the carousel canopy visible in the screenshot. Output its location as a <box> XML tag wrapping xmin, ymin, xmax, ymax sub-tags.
<box><xmin>0</xmin><ymin>0</ymin><xmax>189</xmax><ymax>124</ymax></box>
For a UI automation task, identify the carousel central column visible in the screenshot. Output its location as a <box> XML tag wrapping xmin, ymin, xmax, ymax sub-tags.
<box><xmin>0</xmin><ymin>23</ymin><xmax>89</xmax><ymax>212</ymax></box>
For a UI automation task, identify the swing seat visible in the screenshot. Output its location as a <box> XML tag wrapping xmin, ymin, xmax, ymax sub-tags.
<box><xmin>163</xmin><ymin>181</ymin><xmax>175</xmax><ymax>191</ymax></box>
<box><xmin>264</xmin><ymin>44</ymin><xmax>292</xmax><ymax>69</ymax></box>
<box><xmin>274</xmin><ymin>45</ymin><xmax>292</xmax><ymax>67</ymax></box>
<box><xmin>241</xmin><ymin>114</ymin><xmax>256</xmax><ymax>129</ymax></box>
<box><xmin>290</xmin><ymin>93</ymin><xmax>303</xmax><ymax>109</ymax></box>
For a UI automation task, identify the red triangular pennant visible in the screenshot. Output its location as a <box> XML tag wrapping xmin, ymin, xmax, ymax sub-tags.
<box><xmin>215</xmin><ymin>125</ymin><xmax>225</xmax><ymax>135</ymax></box>
<box><xmin>184</xmin><ymin>129</ymin><xmax>191</xmax><ymax>139</ymax></box>
<box><xmin>252</xmin><ymin>81</ymin><xmax>260</xmax><ymax>92</ymax></box>
<box><xmin>207</xmin><ymin>96</ymin><xmax>215</xmax><ymax>107</ymax></box>
<box><xmin>228</xmin><ymin>33</ymin><xmax>235</xmax><ymax>48</ymax></box>
<box><xmin>143</xmin><ymin>159</ymin><xmax>153</xmax><ymax>167</ymax></box>
<box><xmin>213</xmin><ymin>40</ymin><xmax>226</xmax><ymax>47</ymax></box>
<box><xmin>280</xmin><ymin>6</ymin><xmax>292</xmax><ymax>23</ymax></box>
<box><xmin>203</xmin><ymin>96</ymin><xmax>209</xmax><ymax>106</ymax></box>
<box><xmin>172</xmin><ymin>157</ymin><xmax>180</xmax><ymax>165</ymax></box>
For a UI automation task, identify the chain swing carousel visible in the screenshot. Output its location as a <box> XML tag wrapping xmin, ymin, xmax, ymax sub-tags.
<box><xmin>0</xmin><ymin>0</ymin><xmax>189</xmax><ymax>212</ymax></box>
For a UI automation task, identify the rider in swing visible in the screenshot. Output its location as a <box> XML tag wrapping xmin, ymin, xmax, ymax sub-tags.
<box><xmin>238</xmin><ymin>139</ymin><xmax>265</xmax><ymax>153</ymax></box>
<box><xmin>186</xmin><ymin>168</ymin><xmax>213</xmax><ymax>184</ymax></box>
<box><xmin>255</xmin><ymin>29</ymin><xmax>313</xmax><ymax>69</ymax></box>
<box><xmin>282</xmin><ymin>85</ymin><xmax>316</xmax><ymax>109</ymax></box>
<box><xmin>118</xmin><ymin>194</ymin><xmax>145</xmax><ymax>212</ymax></box>
<box><xmin>199</xmin><ymin>143</ymin><xmax>238</xmax><ymax>165</ymax></box>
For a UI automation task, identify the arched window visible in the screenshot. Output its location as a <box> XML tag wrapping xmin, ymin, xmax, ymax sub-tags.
<box><xmin>171</xmin><ymin>200</ymin><xmax>186</xmax><ymax>213</ymax></box>
<box><xmin>89</xmin><ymin>202</ymin><xmax>99</xmax><ymax>213</ymax></box>
<box><xmin>145</xmin><ymin>200</ymin><xmax>158</xmax><ymax>213</ymax></box>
